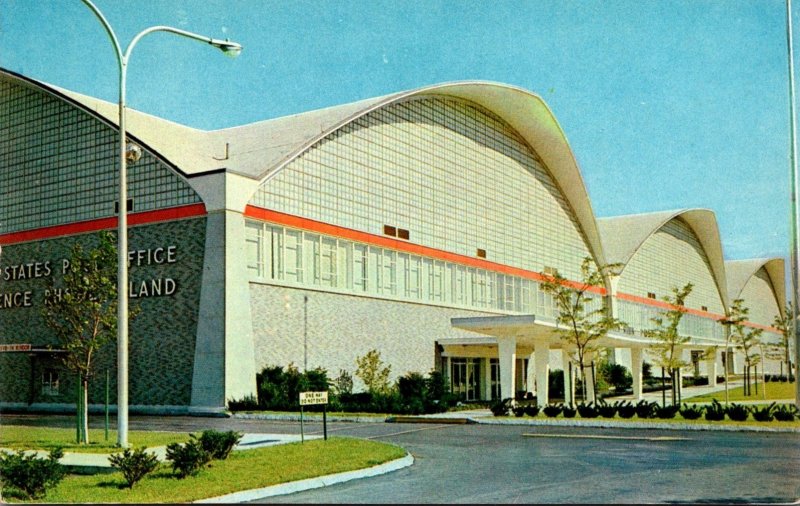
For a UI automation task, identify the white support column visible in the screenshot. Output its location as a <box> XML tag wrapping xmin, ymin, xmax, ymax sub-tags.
<box><xmin>706</xmin><ymin>347</ymin><xmax>718</xmax><ymax>387</ymax></box>
<box><xmin>631</xmin><ymin>347</ymin><xmax>644</xmax><ymax>401</ymax></box>
<box><xmin>584</xmin><ymin>351</ymin><xmax>596</xmax><ymax>403</ymax></box>
<box><xmin>534</xmin><ymin>339</ymin><xmax>550</xmax><ymax>405</ymax></box>
<box><xmin>562</xmin><ymin>349</ymin><xmax>574</xmax><ymax>407</ymax></box>
<box><xmin>482</xmin><ymin>357</ymin><xmax>492</xmax><ymax>401</ymax></box>
<box><xmin>497</xmin><ymin>337</ymin><xmax>517</xmax><ymax>403</ymax></box>
<box><xmin>526</xmin><ymin>351</ymin><xmax>536</xmax><ymax>397</ymax></box>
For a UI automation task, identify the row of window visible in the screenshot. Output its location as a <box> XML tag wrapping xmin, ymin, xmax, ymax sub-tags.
<box><xmin>246</xmin><ymin>220</ymin><xmax>759</xmax><ymax>346</ymax></box>
<box><xmin>246</xmin><ymin>220</ymin><xmax>566</xmax><ymax>316</ymax></box>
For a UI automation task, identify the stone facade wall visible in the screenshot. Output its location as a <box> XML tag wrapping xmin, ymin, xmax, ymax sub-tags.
<box><xmin>249</xmin><ymin>282</ymin><xmax>493</xmax><ymax>390</ymax></box>
<box><xmin>0</xmin><ymin>217</ymin><xmax>205</xmax><ymax>407</ymax></box>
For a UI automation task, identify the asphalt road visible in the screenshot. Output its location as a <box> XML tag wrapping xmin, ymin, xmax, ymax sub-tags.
<box><xmin>3</xmin><ymin>414</ymin><xmax>799</xmax><ymax>504</ymax></box>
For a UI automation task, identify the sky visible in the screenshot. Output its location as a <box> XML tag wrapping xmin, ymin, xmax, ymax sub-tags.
<box><xmin>0</xmin><ymin>0</ymin><xmax>796</xmax><ymax>285</ymax></box>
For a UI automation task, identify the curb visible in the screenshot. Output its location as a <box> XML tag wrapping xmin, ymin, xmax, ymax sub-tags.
<box><xmin>387</xmin><ymin>416</ymin><xmax>475</xmax><ymax>424</ymax></box>
<box><xmin>193</xmin><ymin>452</ymin><xmax>414</xmax><ymax>503</ymax></box>
<box><xmin>470</xmin><ymin>417</ymin><xmax>800</xmax><ymax>432</ymax></box>
<box><xmin>231</xmin><ymin>413</ymin><xmax>388</xmax><ymax>423</ymax></box>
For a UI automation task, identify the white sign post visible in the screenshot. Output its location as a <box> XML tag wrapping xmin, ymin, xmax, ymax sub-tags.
<box><xmin>299</xmin><ymin>391</ymin><xmax>329</xmax><ymax>442</ymax></box>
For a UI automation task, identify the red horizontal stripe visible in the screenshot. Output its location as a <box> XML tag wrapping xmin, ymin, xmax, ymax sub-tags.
<box><xmin>616</xmin><ymin>292</ymin><xmax>781</xmax><ymax>333</ymax></box>
<box><xmin>0</xmin><ymin>203</ymin><xmax>206</xmax><ymax>246</ymax></box>
<box><xmin>244</xmin><ymin>205</ymin><xmax>607</xmax><ymax>296</ymax></box>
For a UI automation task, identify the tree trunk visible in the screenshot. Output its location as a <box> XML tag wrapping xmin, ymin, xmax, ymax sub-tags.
<box><xmin>82</xmin><ymin>377</ymin><xmax>89</xmax><ymax>445</ymax></box>
<box><xmin>754</xmin><ymin>364</ymin><xmax>759</xmax><ymax>396</ymax></box>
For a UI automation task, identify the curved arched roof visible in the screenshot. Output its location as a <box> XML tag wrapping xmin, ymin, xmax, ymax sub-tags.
<box><xmin>725</xmin><ymin>258</ymin><xmax>786</xmax><ymax>316</ymax></box>
<box><xmin>597</xmin><ymin>209</ymin><xmax>729</xmax><ymax>309</ymax></box>
<box><xmin>224</xmin><ymin>81</ymin><xmax>608</xmax><ymax>267</ymax></box>
<box><xmin>5</xmin><ymin>70</ymin><xmax>606</xmax><ymax>269</ymax></box>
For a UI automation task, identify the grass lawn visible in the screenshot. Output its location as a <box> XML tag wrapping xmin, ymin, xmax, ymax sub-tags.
<box><xmin>683</xmin><ymin>381</ymin><xmax>797</xmax><ymax>403</ymax></box>
<box><xmin>0</xmin><ymin>426</ymin><xmax>190</xmax><ymax>454</ymax></box>
<box><xmin>4</xmin><ymin>437</ymin><xmax>406</xmax><ymax>503</ymax></box>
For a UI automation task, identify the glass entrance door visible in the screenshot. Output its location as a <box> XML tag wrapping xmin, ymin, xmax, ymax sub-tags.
<box><xmin>451</xmin><ymin>358</ymin><xmax>481</xmax><ymax>401</ymax></box>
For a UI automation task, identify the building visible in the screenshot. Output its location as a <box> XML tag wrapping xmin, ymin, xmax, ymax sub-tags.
<box><xmin>0</xmin><ymin>68</ymin><xmax>787</xmax><ymax>414</ymax></box>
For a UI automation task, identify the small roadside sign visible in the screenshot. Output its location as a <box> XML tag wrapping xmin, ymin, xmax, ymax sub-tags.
<box><xmin>299</xmin><ymin>391</ymin><xmax>328</xmax><ymax>406</ymax></box>
<box><xmin>298</xmin><ymin>391</ymin><xmax>329</xmax><ymax>443</ymax></box>
<box><xmin>0</xmin><ymin>343</ymin><xmax>31</xmax><ymax>353</ymax></box>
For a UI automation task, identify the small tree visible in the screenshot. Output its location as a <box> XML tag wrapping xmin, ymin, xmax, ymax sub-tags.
<box><xmin>728</xmin><ymin>298</ymin><xmax>763</xmax><ymax>397</ymax></box>
<box><xmin>41</xmin><ymin>231</ymin><xmax>138</xmax><ymax>444</ymax></box>
<box><xmin>643</xmin><ymin>283</ymin><xmax>694</xmax><ymax>406</ymax></box>
<box><xmin>539</xmin><ymin>257</ymin><xmax>624</xmax><ymax>404</ymax></box>
<box><xmin>355</xmin><ymin>349</ymin><xmax>391</xmax><ymax>394</ymax></box>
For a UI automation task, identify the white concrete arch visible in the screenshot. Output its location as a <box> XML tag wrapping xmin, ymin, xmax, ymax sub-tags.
<box><xmin>725</xmin><ymin>258</ymin><xmax>786</xmax><ymax>316</ymax></box>
<box><xmin>597</xmin><ymin>209</ymin><xmax>729</xmax><ymax>309</ymax></box>
<box><xmin>232</xmin><ymin>81</ymin><xmax>607</xmax><ymax>270</ymax></box>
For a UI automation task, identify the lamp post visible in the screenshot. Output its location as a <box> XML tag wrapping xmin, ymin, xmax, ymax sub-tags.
<box><xmin>787</xmin><ymin>0</ymin><xmax>800</xmax><ymax>410</ymax></box>
<box><xmin>80</xmin><ymin>0</ymin><xmax>242</xmax><ymax>447</ymax></box>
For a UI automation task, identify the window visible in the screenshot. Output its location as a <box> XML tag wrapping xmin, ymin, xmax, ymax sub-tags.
<box><xmin>476</xmin><ymin>248</ymin><xmax>487</xmax><ymax>259</ymax></box>
<box><xmin>647</xmin><ymin>292</ymin><xmax>656</xmax><ymax>299</ymax></box>
<box><xmin>42</xmin><ymin>369</ymin><xmax>59</xmax><ymax>396</ymax></box>
<box><xmin>244</xmin><ymin>220</ymin><xmax>577</xmax><ymax>318</ymax></box>
<box><xmin>383</xmin><ymin>225</ymin><xmax>397</xmax><ymax>237</ymax></box>
<box><xmin>701</xmin><ymin>305</ymin><xmax>708</xmax><ymax>312</ymax></box>
<box><xmin>397</xmin><ymin>228</ymin><xmax>410</xmax><ymax>240</ymax></box>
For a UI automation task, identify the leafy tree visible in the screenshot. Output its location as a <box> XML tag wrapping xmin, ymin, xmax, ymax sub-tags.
<box><xmin>41</xmin><ymin>231</ymin><xmax>138</xmax><ymax>444</ymax></box>
<box><xmin>772</xmin><ymin>304</ymin><xmax>795</xmax><ymax>378</ymax></box>
<box><xmin>643</xmin><ymin>283</ymin><xmax>694</xmax><ymax>406</ymax></box>
<box><xmin>333</xmin><ymin>369</ymin><xmax>354</xmax><ymax>396</ymax></box>
<box><xmin>539</xmin><ymin>257</ymin><xmax>624</xmax><ymax>404</ymax></box>
<box><xmin>728</xmin><ymin>298</ymin><xmax>763</xmax><ymax>397</ymax></box>
<box><xmin>355</xmin><ymin>349</ymin><xmax>392</xmax><ymax>394</ymax></box>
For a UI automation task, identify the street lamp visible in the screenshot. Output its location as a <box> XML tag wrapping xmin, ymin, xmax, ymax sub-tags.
<box><xmin>80</xmin><ymin>0</ymin><xmax>242</xmax><ymax>447</ymax></box>
<box><xmin>786</xmin><ymin>0</ymin><xmax>800</xmax><ymax>410</ymax></box>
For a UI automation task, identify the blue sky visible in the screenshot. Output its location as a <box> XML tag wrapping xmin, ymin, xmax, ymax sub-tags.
<box><xmin>0</xmin><ymin>0</ymin><xmax>795</xmax><ymax>274</ymax></box>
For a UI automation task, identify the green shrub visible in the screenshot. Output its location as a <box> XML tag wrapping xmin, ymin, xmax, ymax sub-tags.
<box><xmin>256</xmin><ymin>364</ymin><xmax>330</xmax><ymax>411</ymax></box>
<box><xmin>0</xmin><ymin>448</ymin><xmax>65</xmax><ymax>499</ymax></box>
<box><xmin>108</xmin><ymin>447</ymin><xmax>159</xmax><ymax>489</ymax></box>
<box><xmin>773</xmin><ymin>404</ymin><xmax>798</xmax><ymax>421</ymax></box>
<box><xmin>599</xmin><ymin>362</ymin><xmax>633</xmax><ymax>391</ymax></box>
<box><xmin>750</xmin><ymin>403</ymin><xmax>776</xmax><ymax>422</ymax></box>
<box><xmin>679</xmin><ymin>403</ymin><xmax>704</xmax><ymax>420</ymax></box>
<box><xmin>654</xmin><ymin>404</ymin><xmax>680</xmax><ymax>419</ymax></box>
<box><xmin>635</xmin><ymin>400</ymin><xmax>657</xmax><ymax>419</ymax></box>
<box><xmin>726</xmin><ymin>403</ymin><xmax>749</xmax><ymax>422</ymax></box>
<box><xmin>165</xmin><ymin>439</ymin><xmax>211</xmax><ymax>479</ymax></box>
<box><xmin>562</xmin><ymin>405</ymin><xmax>577</xmax><ymax>418</ymax></box>
<box><xmin>227</xmin><ymin>394</ymin><xmax>259</xmax><ymax>412</ymax></box>
<box><xmin>548</xmin><ymin>369</ymin><xmax>564</xmax><ymax>399</ymax></box>
<box><xmin>512</xmin><ymin>405</ymin><xmax>526</xmax><ymax>417</ymax></box>
<box><xmin>524</xmin><ymin>404</ymin><xmax>540</xmax><ymax>417</ymax></box>
<box><xmin>596</xmin><ymin>400</ymin><xmax>617</xmax><ymax>418</ymax></box>
<box><xmin>543</xmin><ymin>404</ymin><xmax>563</xmax><ymax>417</ymax></box>
<box><xmin>197</xmin><ymin>430</ymin><xmax>242</xmax><ymax>460</ymax></box>
<box><xmin>333</xmin><ymin>369</ymin><xmax>354</xmax><ymax>395</ymax></box>
<box><xmin>704</xmin><ymin>399</ymin><xmax>726</xmax><ymax>421</ymax></box>
<box><xmin>616</xmin><ymin>401</ymin><xmax>636</xmax><ymax>419</ymax></box>
<box><xmin>577</xmin><ymin>402</ymin><xmax>599</xmax><ymax>418</ymax></box>
<box><xmin>490</xmin><ymin>398</ymin><xmax>512</xmax><ymax>417</ymax></box>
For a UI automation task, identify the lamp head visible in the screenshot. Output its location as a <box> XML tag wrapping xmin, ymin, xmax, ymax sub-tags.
<box><xmin>213</xmin><ymin>38</ymin><xmax>242</xmax><ymax>58</ymax></box>
<box><xmin>126</xmin><ymin>142</ymin><xmax>143</xmax><ymax>163</ymax></box>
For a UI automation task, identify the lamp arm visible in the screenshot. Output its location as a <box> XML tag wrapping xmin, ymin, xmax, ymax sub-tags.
<box><xmin>80</xmin><ymin>0</ymin><xmax>124</xmax><ymax>72</ymax></box>
<box><xmin>124</xmin><ymin>26</ymin><xmax>234</xmax><ymax>63</ymax></box>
